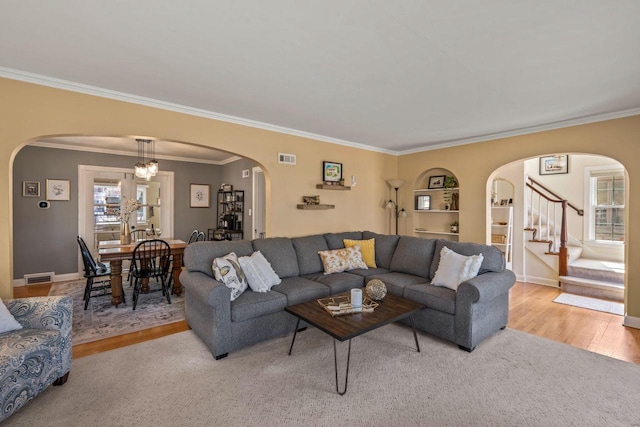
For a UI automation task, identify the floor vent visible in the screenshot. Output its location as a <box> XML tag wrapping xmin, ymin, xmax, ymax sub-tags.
<box><xmin>24</xmin><ymin>272</ymin><xmax>54</xmax><ymax>285</ymax></box>
<box><xmin>278</xmin><ymin>152</ymin><xmax>296</xmax><ymax>165</ymax></box>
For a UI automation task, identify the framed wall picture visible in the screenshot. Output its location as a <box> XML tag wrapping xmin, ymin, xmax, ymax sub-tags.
<box><xmin>415</xmin><ymin>195</ymin><xmax>431</xmax><ymax>210</ymax></box>
<box><xmin>46</xmin><ymin>179</ymin><xmax>70</xmax><ymax>201</ymax></box>
<box><xmin>190</xmin><ymin>184</ymin><xmax>210</xmax><ymax>208</ymax></box>
<box><xmin>22</xmin><ymin>181</ymin><xmax>40</xmax><ymax>197</ymax></box>
<box><xmin>428</xmin><ymin>175</ymin><xmax>446</xmax><ymax>189</ymax></box>
<box><xmin>323</xmin><ymin>161</ymin><xmax>342</xmax><ymax>182</ymax></box>
<box><xmin>539</xmin><ymin>155</ymin><xmax>569</xmax><ymax>175</ymax></box>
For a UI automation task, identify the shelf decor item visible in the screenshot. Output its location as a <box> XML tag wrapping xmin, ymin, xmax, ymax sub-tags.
<box><xmin>428</xmin><ymin>175</ymin><xmax>446</xmax><ymax>189</ymax></box>
<box><xmin>365</xmin><ymin>279</ymin><xmax>387</xmax><ymax>301</ymax></box>
<box><xmin>317</xmin><ymin>295</ymin><xmax>378</xmax><ymax>317</ymax></box>
<box><xmin>302</xmin><ymin>195</ymin><xmax>320</xmax><ymax>205</ymax></box>
<box><xmin>415</xmin><ymin>195</ymin><xmax>431</xmax><ymax>210</ymax></box>
<box><xmin>539</xmin><ymin>154</ymin><xmax>569</xmax><ymax>175</ymax></box>
<box><xmin>323</xmin><ymin>161</ymin><xmax>343</xmax><ymax>183</ymax></box>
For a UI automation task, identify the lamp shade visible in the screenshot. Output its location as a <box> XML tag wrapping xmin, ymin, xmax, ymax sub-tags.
<box><xmin>386</xmin><ymin>179</ymin><xmax>405</xmax><ymax>189</ymax></box>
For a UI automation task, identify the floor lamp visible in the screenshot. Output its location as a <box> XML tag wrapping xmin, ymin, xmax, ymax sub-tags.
<box><xmin>386</xmin><ymin>179</ymin><xmax>406</xmax><ymax>235</ymax></box>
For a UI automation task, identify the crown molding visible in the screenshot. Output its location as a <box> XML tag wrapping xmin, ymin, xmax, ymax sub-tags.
<box><xmin>0</xmin><ymin>67</ymin><xmax>396</xmax><ymax>155</ymax></box>
<box><xmin>398</xmin><ymin>108</ymin><xmax>640</xmax><ymax>155</ymax></box>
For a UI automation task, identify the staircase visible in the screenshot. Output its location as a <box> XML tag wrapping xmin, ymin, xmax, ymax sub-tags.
<box><xmin>525</xmin><ymin>176</ymin><xmax>625</xmax><ymax>301</ymax></box>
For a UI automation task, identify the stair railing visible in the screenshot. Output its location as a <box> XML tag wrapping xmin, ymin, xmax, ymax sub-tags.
<box><xmin>525</xmin><ymin>176</ymin><xmax>584</xmax><ymax>276</ymax></box>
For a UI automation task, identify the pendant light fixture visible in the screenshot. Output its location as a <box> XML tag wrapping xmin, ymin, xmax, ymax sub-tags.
<box><xmin>134</xmin><ymin>138</ymin><xmax>159</xmax><ymax>180</ymax></box>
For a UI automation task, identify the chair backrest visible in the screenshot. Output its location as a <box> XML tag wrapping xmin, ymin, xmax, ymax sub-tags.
<box><xmin>196</xmin><ymin>231</ymin><xmax>206</xmax><ymax>242</ymax></box>
<box><xmin>77</xmin><ymin>235</ymin><xmax>98</xmax><ymax>275</ymax></box>
<box><xmin>131</xmin><ymin>239</ymin><xmax>171</xmax><ymax>277</ymax></box>
<box><xmin>187</xmin><ymin>230</ymin><xmax>199</xmax><ymax>244</ymax></box>
<box><xmin>130</xmin><ymin>229</ymin><xmax>147</xmax><ymax>242</ymax></box>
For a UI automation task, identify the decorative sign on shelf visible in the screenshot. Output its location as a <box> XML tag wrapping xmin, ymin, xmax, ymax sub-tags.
<box><xmin>302</xmin><ymin>195</ymin><xmax>320</xmax><ymax>205</ymax></box>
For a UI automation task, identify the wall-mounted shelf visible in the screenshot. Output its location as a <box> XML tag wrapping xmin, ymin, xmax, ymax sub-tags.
<box><xmin>297</xmin><ymin>204</ymin><xmax>335</xmax><ymax>210</ymax></box>
<box><xmin>414</xmin><ymin>187</ymin><xmax>459</xmax><ymax>192</ymax></box>
<box><xmin>414</xmin><ymin>229</ymin><xmax>460</xmax><ymax>237</ymax></box>
<box><xmin>414</xmin><ymin>210</ymin><xmax>459</xmax><ymax>213</ymax></box>
<box><xmin>316</xmin><ymin>184</ymin><xmax>351</xmax><ymax>190</ymax></box>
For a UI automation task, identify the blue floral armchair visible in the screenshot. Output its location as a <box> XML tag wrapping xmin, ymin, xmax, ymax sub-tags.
<box><xmin>0</xmin><ymin>296</ymin><xmax>72</xmax><ymax>422</ymax></box>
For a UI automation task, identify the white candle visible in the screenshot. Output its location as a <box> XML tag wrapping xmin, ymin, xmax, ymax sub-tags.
<box><xmin>351</xmin><ymin>288</ymin><xmax>363</xmax><ymax>308</ymax></box>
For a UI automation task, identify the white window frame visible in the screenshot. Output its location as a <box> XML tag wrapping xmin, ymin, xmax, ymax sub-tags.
<box><xmin>583</xmin><ymin>165</ymin><xmax>625</xmax><ymax>246</ymax></box>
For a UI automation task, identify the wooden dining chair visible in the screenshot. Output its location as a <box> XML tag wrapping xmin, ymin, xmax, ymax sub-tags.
<box><xmin>77</xmin><ymin>235</ymin><xmax>118</xmax><ymax>310</ymax></box>
<box><xmin>130</xmin><ymin>229</ymin><xmax>147</xmax><ymax>242</ymax></box>
<box><xmin>130</xmin><ymin>239</ymin><xmax>172</xmax><ymax>310</ymax></box>
<box><xmin>187</xmin><ymin>230</ymin><xmax>199</xmax><ymax>244</ymax></box>
<box><xmin>196</xmin><ymin>231</ymin><xmax>206</xmax><ymax>242</ymax></box>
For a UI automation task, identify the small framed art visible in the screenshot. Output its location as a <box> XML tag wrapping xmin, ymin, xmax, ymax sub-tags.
<box><xmin>22</xmin><ymin>181</ymin><xmax>40</xmax><ymax>197</ymax></box>
<box><xmin>415</xmin><ymin>195</ymin><xmax>431</xmax><ymax>210</ymax></box>
<box><xmin>46</xmin><ymin>179</ymin><xmax>70</xmax><ymax>201</ymax></box>
<box><xmin>539</xmin><ymin>155</ymin><xmax>569</xmax><ymax>175</ymax></box>
<box><xmin>428</xmin><ymin>175</ymin><xmax>446</xmax><ymax>189</ymax></box>
<box><xmin>323</xmin><ymin>161</ymin><xmax>342</xmax><ymax>183</ymax></box>
<box><xmin>190</xmin><ymin>184</ymin><xmax>210</xmax><ymax>208</ymax></box>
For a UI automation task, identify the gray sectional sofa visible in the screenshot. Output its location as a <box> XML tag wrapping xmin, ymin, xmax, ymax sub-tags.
<box><xmin>181</xmin><ymin>231</ymin><xmax>516</xmax><ymax>360</ymax></box>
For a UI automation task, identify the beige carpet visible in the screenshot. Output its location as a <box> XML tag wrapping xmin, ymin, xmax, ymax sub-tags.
<box><xmin>48</xmin><ymin>279</ymin><xmax>184</xmax><ymax>344</ymax></box>
<box><xmin>6</xmin><ymin>324</ymin><xmax>640</xmax><ymax>426</ymax></box>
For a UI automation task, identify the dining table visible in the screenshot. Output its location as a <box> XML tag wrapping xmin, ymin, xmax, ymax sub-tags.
<box><xmin>98</xmin><ymin>238</ymin><xmax>187</xmax><ymax>307</ymax></box>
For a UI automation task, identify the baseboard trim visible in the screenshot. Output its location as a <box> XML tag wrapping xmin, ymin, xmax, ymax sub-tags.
<box><xmin>522</xmin><ymin>276</ymin><xmax>559</xmax><ymax>288</ymax></box>
<box><xmin>623</xmin><ymin>315</ymin><xmax>640</xmax><ymax>330</ymax></box>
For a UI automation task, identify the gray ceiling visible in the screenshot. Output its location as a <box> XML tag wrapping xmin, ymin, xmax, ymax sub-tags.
<box><xmin>2</xmin><ymin>1</ymin><xmax>639</xmax><ymax>155</ymax></box>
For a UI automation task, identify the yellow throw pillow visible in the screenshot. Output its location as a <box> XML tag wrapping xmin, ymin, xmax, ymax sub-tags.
<box><xmin>343</xmin><ymin>238</ymin><xmax>377</xmax><ymax>268</ymax></box>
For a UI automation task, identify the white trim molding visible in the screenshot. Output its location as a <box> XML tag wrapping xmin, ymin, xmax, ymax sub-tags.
<box><xmin>623</xmin><ymin>315</ymin><xmax>640</xmax><ymax>330</ymax></box>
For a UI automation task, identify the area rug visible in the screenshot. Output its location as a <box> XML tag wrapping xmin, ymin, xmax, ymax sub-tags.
<box><xmin>7</xmin><ymin>325</ymin><xmax>640</xmax><ymax>426</ymax></box>
<box><xmin>553</xmin><ymin>293</ymin><xmax>624</xmax><ymax>316</ymax></box>
<box><xmin>48</xmin><ymin>279</ymin><xmax>185</xmax><ymax>345</ymax></box>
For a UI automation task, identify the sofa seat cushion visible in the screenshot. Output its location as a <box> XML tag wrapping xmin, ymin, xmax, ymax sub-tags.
<box><xmin>271</xmin><ymin>277</ymin><xmax>330</xmax><ymax>306</ymax></box>
<box><xmin>348</xmin><ymin>267</ymin><xmax>391</xmax><ymax>278</ymax></box>
<box><xmin>404</xmin><ymin>283</ymin><xmax>456</xmax><ymax>315</ymax></box>
<box><xmin>366</xmin><ymin>272</ymin><xmax>429</xmax><ymax>297</ymax></box>
<box><xmin>303</xmin><ymin>272</ymin><xmax>364</xmax><ymax>295</ymax></box>
<box><xmin>231</xmin><ymin>289</ymin><xmax>288</xmax><ymax>322</ymax></box>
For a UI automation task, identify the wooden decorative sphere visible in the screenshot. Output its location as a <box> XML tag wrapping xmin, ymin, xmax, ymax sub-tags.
<box><xmin>365</xmin><ymin>279</ymin><xmax>387</xmax><ymax>301</ymax></box>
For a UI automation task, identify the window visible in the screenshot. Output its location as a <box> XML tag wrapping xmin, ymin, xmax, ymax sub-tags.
<box><xmin>94</xmin><ymin>181</ymin><xmax>121</xmax><ymax>225</ymax></box>
<box><xmin>136</xmin><ymin>184</ymin><xmax>148</xmax><ymax>223</ymax></box>
<box><xmin>588</xmin><ymin>169</ymin><xmax>624</xmax><ymax>242</ymax></box>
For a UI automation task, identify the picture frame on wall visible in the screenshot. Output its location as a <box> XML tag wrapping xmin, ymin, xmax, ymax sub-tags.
<box><xmin>415</xmin><ymin>195</ymin><xmax>431</xmax><ymax>210</ymax></box>
<box><xmin>190</xmin><ymin>184</ymin><xmax>210</xmax><ymax>208</ymax></box>
<box><xmin>322</xmin><ymin>161</ymin><xmax>342</xmax><ymax>182</ymax></box>
<box><xmin>539</xmin><ymin>155</ymin><xmax>569</xmax><ymax>175</ymax></box>
<box><xmin>22</xmin><ymin>181</ymin><xmax>40</xmax><ymax>197</ymax></box>
<box><xmin>46</xmin><ymin>179</ymin><xmax>70</xmax><ymax>201</ymax></box>
<box><xmin>427</xmin><ymin>175</ymin><xmax>446</xmax><ymax>189</ymax></box>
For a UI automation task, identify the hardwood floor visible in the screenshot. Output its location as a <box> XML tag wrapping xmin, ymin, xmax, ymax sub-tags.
<box><xmin>12</xmin><ymin>281</ymin><xmax>640</xmax><ymax>364</ymax></box>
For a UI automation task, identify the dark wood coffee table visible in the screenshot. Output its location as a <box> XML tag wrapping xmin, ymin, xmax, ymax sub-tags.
<box><xmin>285</xmin><ymin>290</ymin><xmax>425</xmax><ymax>395</ymax></box>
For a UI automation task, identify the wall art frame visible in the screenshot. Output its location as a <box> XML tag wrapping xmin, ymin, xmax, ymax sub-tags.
<box><xmin>428</xmin><ymin>175</ymin><xmax>446</xmax><ymax>189</ymax></box>
<box><xmin>46</xmin><ymin>179</ymin><xmax>70</xmax><ymax>201</ymax></box>
<box><xmin>323</xmin><ymin>161</ymin><xmax>343</xmax><ymax>182</ymax></box>
<box><xmin>190</xmin><ymin>184</ymin><xmax>210</xmax><ymax>208</ymax></box>
<box><xmin>22</xmin><ymin>181</ymin><xmax>40</xmax><ymax>197</ymax></box>
<box><xmin>539</xmin><ymin>154</ymin><xmax>569</xmax><ymax>175</ymax></box>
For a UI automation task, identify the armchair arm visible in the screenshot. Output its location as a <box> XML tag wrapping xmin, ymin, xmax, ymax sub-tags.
<box><xmin>457</xmin><ymin>270</ymin><xmax>516</xmax><ymax>305</ymax></box>
<box><xmin>180</xmin><ymin>270</ymin><xmax>231</xmax><ymax>307</ymax></box>
<box><xmin>6</xmin><ymin>296</ymin><xmax>73</xmax><ymax>337</ymax></box>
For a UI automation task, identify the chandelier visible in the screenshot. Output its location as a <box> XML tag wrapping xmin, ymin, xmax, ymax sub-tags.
<box><xmin>134</xmin><ymin>138</ymin><xmax>159</xmax><ymax>180</ymax></box>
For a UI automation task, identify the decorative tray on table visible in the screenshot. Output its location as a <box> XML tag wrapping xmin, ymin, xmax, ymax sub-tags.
<box><xmin>317</xmin><ymin>295</ymin><xmax>379</xmax><ymax>317</ymax></box>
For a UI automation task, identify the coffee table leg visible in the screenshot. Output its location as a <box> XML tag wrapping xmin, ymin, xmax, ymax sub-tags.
<box><xmin>288</xmin><ymin>318</ymin><xmax>301</xmax><ymax>356</ymax></box>
<box><xmin>334</xmin><ymin>339</ymin><xmax>352</xmax><ymax>396</ymax></box>
<box><xmin>410</xmin><ymin>316</ymin><xmax>420</xmax><ymax>352</ymax></box>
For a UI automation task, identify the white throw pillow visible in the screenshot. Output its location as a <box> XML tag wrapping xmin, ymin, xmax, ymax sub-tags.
<box><xmin>318</xmin><ymin>246</ymin><xmax>368</xmax><ymax>275</ymax></box>
<box><xmin>0</xmin><ymin>299</ymin><xmax>22</xmax><ymax>334</ymax></box>
<box><xmin>212</xmin><ymin>252</ymin><xmax>248</xmax><ymax>301</ymax></box>
<box><xmin>431</xmin><ymin>246</ymin><xmax>484</xmax><ymax>291</ymax></box>
<box><xmin>238</xmin><ymin>251</ymin><xmax>281</xmax><ymax>292</ymax></box>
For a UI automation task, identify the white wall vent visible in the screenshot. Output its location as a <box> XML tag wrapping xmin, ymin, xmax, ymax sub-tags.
<box><xmin>24</xmin><ymin>272</ymin><xmax>55</xmax><ymax>285</ymax></box>
<box><xmin>278</xmin><ymin>153</ymin><xmax>296</xmax><ymax>165</ymax></box>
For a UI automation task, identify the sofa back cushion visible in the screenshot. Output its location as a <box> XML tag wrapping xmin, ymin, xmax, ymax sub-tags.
<box><xmin>429</xmin><ymin>240</ymin><xmax>504</xmax><ymax>279</ymax></box>
<box><xmin>389</xmin><ymin>236</ymin><xmax>437</xmax><ymax>278</ymax></box>
<box><xmin>252</xmin><ymin>237</ymin><xmax>300</xmax><ymax>278</ymax></box>
<box><xmin>363</xmin><ymin>231</ymin><xmax>400</xmax><ymax>269</ymax></box>
<box><xmin>184</xmin><ymin>240</ymin><xmax>254</xmax><ymax>278</ymax></box>
<box><xmin>292</xmin><ymin>235</ymin><xmax>329</xmax><ymax>275</ymax></box>
<box><xmin>323</xmin><ymin>231</ymin><xmax>363</xmax><ymax>249</ymax></box>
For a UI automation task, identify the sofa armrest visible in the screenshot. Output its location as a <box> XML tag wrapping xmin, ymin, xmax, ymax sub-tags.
<box><xmin>180</xmin><ymin>270</ymin><xmax>231</xmax><ymax>307</ymax></box>
<box><xmin>6</xmin><ymin>296</ymin><xmax>73</xmax><ymax>336</ymax></box>
<box><xmin>457</xmin><ymin>270</ymin><xmax>516</xmax><ymax>305</ymax></box>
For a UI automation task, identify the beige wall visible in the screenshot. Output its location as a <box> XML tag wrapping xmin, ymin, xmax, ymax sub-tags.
<box><xmin>2</xmin><ymin>77</ymin><xmax>639</xmax><ymax>323</ymax></box>
<box><xmin>0</xmin><ymin>78</ymin><xmax>397</xmax><ymax>298</ymax></box>
<box><xmin>397</xmin><ymin>116</ymin><xmax>640</xmax><ymax>319</ymax></box>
